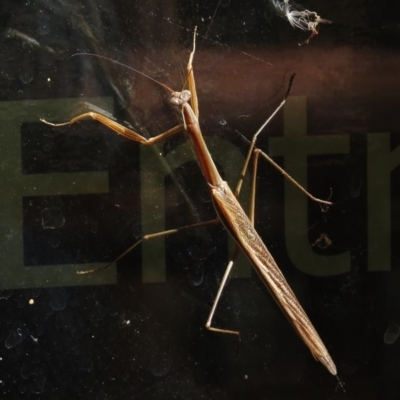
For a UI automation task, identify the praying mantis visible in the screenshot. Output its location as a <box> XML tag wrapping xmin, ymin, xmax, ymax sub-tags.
<box><xmin>41</xmin><ymin>28</ymin><xmax>338</xmax><ymax>378</ymax></box>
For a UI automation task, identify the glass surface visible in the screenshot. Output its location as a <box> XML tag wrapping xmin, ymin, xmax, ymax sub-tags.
<box><xmin>0</xmin><ymin>0</ymin><xmax>399</xmax><ymax>398</ymax></box>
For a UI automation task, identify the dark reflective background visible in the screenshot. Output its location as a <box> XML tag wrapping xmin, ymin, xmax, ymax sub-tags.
<box><xmin>1</xmin><ymin>0</ymin><xmax>400</xmax><ymax>398</ymax></box>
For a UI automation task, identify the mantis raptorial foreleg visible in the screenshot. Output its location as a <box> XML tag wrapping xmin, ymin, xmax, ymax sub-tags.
<box><xmin>41</xmin><ymin>113</ymin><xmax>184</xmax><ymax>145</ymax></box>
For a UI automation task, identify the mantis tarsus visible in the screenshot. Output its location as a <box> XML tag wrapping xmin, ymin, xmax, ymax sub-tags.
<box><xmin>41</xmin><ymin>28</ymin><xmax>339</xmax><ymax>379</ymax></box>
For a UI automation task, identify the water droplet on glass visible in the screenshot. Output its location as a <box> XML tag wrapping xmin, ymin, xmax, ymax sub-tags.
<box><xmin>220</xmin><ymin>119</ymin><xmax>227</xmax><ymax>126</ymax></box>
<box><xmin>47</xmin><ymin>235</ymin><xmax>61</xmax><ymax>249</ymax></box>
<box><xmin>5</xmin><ymin>329</ymin><xmax>23</xmax><ymax>349</ymax></box>
<box><xmin>188</xmin><ymin>264</ymin><xmax>204</xmax><ymax>287</ymax></box>
<box><xmin>49</xmin><ymin>288</ymin><xmax>68</xmax><ymax>311</ymax></box>
<box><xmin>41</xmin><ymin>207</ymin><xmax>65</xmax><ymax>230</ymax></box>
<box><xmin>384</xmin><ymin>322</ymin><xmax>400</xmax><ymax>344</ymax></box>
<box><xmin>149</xmin><ymin>353</ymin><xmax>171</xmax><ymax>377</ymax></box>
<box><xmin>20</xmin><ymin>71</ymin><xmax>33</xmax><ymax>84</ymax></box>
<box><xmin>78</xmin><ymin>356</ymin><xmax>93</xmax><ymax>372</ymax></box>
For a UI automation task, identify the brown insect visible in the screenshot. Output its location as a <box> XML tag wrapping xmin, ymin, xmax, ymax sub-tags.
<box><xmin>42</xmin><ymin>27</ymin><xmax>339</xmax><ymax>380</ymax></box>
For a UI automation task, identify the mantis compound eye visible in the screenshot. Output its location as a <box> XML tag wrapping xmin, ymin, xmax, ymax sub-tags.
<box><xmin>170</xmin><ymin>90</ymin><xmax>191</xmax><ymax>106</ymax></box>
